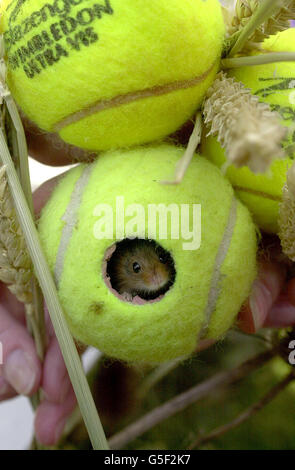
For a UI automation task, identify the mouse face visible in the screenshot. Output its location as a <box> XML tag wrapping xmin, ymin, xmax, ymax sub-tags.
<box><xmin>106</xmin><ymin>239</ymin><xmax>176</xmax><ymax>301</ymax></box>
<box><xmin>121</xmin><ymin>244</ymin><xmax>171</xmax><ymax>292</ymax></box>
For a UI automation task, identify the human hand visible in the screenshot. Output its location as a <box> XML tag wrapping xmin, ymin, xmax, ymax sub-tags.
<box><xmin>238</xmin><ymin>235</ymin><xmax>295</xmax><ymax>334</ymax></box>
<box><xmin>0</xmin><ymin>177</ymin><xmax>78</xmax><ymax>447</ymax></box>
<box><xmin>0</xmin><ymin>285</ymin><xmax>77</xmax><ymax>447</ymax></box>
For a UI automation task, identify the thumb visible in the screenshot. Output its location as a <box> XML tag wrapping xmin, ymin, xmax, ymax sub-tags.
<box><xmin>33</xmin><ymin>172</ymin><xmax>66</xmax><ymax>217</ymax></box>
<box><xmin>238</xmin><ymin>259</ymin><xmax>286</xmax><ymax>334</ymax></box>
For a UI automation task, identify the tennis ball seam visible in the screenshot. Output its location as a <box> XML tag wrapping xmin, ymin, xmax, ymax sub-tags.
<box><xmin>199</xmin><ymin>195</ymin><xmax>238</xmax><ymax>339</ymax></box>
<box><xmin>233</xmin><ymin>185</ymin><xmax>282</xmax><ymax>202</ymax></box>
<box><xmin>53</xmin><ymin>60</ymin><xmax>219</xmax><ymax>133</ymax></box>
<box><xmin>55</xmin><ymin>163</ymin><xmax>93</xmax><ymax>285</ymax></box>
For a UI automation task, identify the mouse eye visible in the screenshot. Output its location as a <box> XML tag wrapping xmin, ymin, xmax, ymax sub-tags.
<box><xmin>133</xmin><ymin>262</ymin><xmax>141</xmax><ymax>273</ymax></box>
<box><xmin>159</xmin><ymin>255</ymin><xmax>167</xmax><ymax>264</ymax></box>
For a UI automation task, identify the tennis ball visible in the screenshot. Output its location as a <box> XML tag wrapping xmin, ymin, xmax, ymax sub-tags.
<box><xmin>1</xmin><ymin>0</ymin><xmax>225</xmax><ymax>153</ymax></box>
<box><xmin>38</xmin><ymin>144</ymin><xmax>257</xmax><ymax>363</ymax></box>
<box><xmin>202</xmin><ymin>29</ymin><xmax>295</xmax><ymax>234</ymax></box>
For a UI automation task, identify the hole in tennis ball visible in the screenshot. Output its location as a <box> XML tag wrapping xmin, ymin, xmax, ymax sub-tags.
<box><xmin>103</xmin><ymin>238</ymin><xmax>176</xmax><ymax>304</ymax></box>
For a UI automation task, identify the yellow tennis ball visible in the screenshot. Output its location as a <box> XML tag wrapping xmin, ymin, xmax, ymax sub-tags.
<box><xmin>38</xmin><ymin>144</ymin><xmax>257</xmax><ymax>363</ymax></box>
<box><xmin>1</xmin><ymin>0</ymin><xmax>225</xmax><ymax>153</ymax></box>
<box><xmin>202</xmin><ymin>28</ymin><xmax>295</xmax><ymax>234</ymax></box>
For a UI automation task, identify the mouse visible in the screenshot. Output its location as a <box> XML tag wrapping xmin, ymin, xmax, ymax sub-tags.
<box><xmin>106</xmin><ymin>238</ymin><xmax>176</xmax><ymax>301</ymax></box>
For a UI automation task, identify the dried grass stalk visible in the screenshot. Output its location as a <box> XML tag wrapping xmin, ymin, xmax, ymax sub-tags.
<box><xmin>203</xmin><ymin>72</ymin><xmax>286</xmax><ymax>173</ymax></box>
<box><xmin>0</xmin><ymin>166</ymin><xmax>33</xmax><ymax>303</ymax></box>
<box><xmin>279</xmin><ymin>163</ymin><xmax>295</xmax><ymax>261</ymax></box>
<box><xmin>229</xmin><ymin>0</ymin><xmax>295</xmax><ymax>43</ymax></box>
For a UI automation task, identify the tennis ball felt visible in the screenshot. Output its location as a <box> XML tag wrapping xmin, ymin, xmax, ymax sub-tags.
<box><xmin>1</xmin><ymin>0</ymin><xmax>225</xmax><ymax>153</ymax></box>
<box><xmin>202</xmin><ymin>29</ymin><xmax>295</xmax><ymax>234</ymax></box>
<box><xmin>38</xmin><ymin>144</ymin><xmax>257</xmax><ymax>363</ymax></box>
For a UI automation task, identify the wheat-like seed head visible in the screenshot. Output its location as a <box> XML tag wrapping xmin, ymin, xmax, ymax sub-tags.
<box><xmin>229</xmin><ymin>0</ymin><xmax>295</xmax><ymax>44</ymax></box>
<box><xmin>203</xmin><ymin>72</ymin><xmax>286</xmax><ymax>173</ymax></box>
<box><xmin>279</xmin><ymin>163</ymin><xmax>295</xmax><ymax>261</ymax></box>
<box><xmin>0</xmin><ymin>166</ymin><xmax>33</xmax><ymax>303</ymax></box>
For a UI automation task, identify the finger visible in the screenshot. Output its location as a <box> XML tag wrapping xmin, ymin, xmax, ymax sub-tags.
<box><xmin>238</xmin><ymin>260</ymin><xmax>286</xmax><ymax>334</ymax></box>
<box><xmin>0</xmin><ymin>306</ymin><xmax>41</xmax><ymax>395</ymax></box>
<box><xmin>23</xmin><ymin>116</ymin><xmax>96</xmax><ymax>166</ymax></box>
<box><xmin>42</xmin><ymin>334</ymin><xmax>73</xmax><ymax>404</ymax></box>
<box><xmin>35</xmin><ymin>388</ymin><xmax>77</xmax><ymax>446</ymax></box>
<box><xmin>0</xmin><ymin>282</ymin><xmax>26</xmax><ymax>325</ymax></box>
<box><xmin>264</xmin><ymin>295</ymin><xmax>295</xmax><ymax>328</ymax></box>
<box><xmin>44</xmin><ymin>305</ymin><xmax>87</xmax><ymax>355</ymax></box>
<box><xmin>33</xmin><ymin>173</ymin><xmax>66</xmax><ymax>217</ymax></box>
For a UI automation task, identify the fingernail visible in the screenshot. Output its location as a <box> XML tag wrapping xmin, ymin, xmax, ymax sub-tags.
<box><xmin>54</xmin><ymin>418</ymin><xmax>66</xmax><ymax>444</ymax></box>
<box><xmin>4</xmin><ymin>349</ymin><xmax>37</xmax><ymax>395</ymax></box>
<box><xmin>249</xmin><ymin>281</ymin><xmax>271</xmax><ymax>332</ymax></box>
